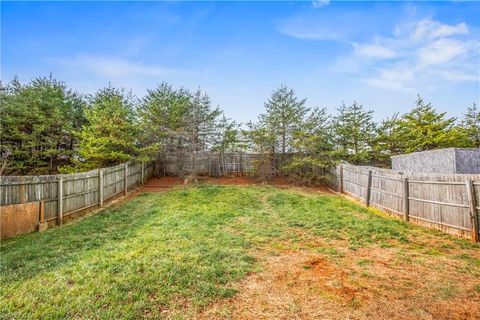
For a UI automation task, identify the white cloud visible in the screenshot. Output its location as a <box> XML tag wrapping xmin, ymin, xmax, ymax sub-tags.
<box><xmin>280</xmin><ymin>9</ymin><xmax>478</xmax><ymax>92</ymax></box>
<box><xmin>358</xmin><ymin>19</ymin><xmax>479</xmax><ymax>91</ymax></box>
<box><xmin>312</xmin><ymin>0</ymin><xmax>329</xmax><ymax>9</ymax></box>
<box><xmin>411</xmin><ymin>19</ymin><xmax>468</xmax><ymax>41</ymax></box>
<box><xmin>354</xmin><ymin>43</ymin><xmax>397</xmax><ymax>59</ymax></box>
<box><xmin>56</xmin><ymin>55</ymin><xmax>189</xmax><ymax>78</ymax></box>
<box><xmin>439</xmin><ymin>70</ymin><xmax>478</xmax><ymax>82</ymax></box>
<box><xmin>365</xmin><ymin>66</ymin><xmax>415</xmax><ymax>92</ymax></box>
<box><xmin>278</xmin><ymin>22</ymin><xmax>343</xmax><ymax>41</ymax></box>
<box><xmin>417</xmin><ymin>38</ymin><xmax>473</xmax><ymax>66</ymax></box>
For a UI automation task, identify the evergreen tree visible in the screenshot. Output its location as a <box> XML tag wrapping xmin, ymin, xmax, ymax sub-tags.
<box><xmin>332</xmin><ymin>101</ymin><xmax>375</xmax><ymax>164</ymax></box>
<box><xmin>184</xmin><ymin>88</ymin><xmax>221</xmax><ymax>178</ymax></box>
<box><xmin>244</xmin><ymin>120</ymin><xmax>276</xmax><ymax>180</ymax></box>
<box><xmin>284</xmin><ymin>107</ymin><xmax>335</xmax><ymax>184</ymax></box>
<box><xmin>247</xmin><ymin>86</ymin><xmax>335</xmax><ymax>182</ymax></box>
<box><xmin>212</xmin><ymin>113</ymin><xmax>241</xmax><ymax>154</ymax></box>
<box><xmin>138</xmin><ymin>82</ymin><xmax>191</xmax><ymax>153</ymax></box>
<box><xmin>76</xmin><ymin>86</ymin><xmax>140</xmax><ymax>170</ymax></box>
<box><xmin>261</xmin><ymin>85</ymin><xmax>310</xmax><ymax>162</ymax></box>
<box><xmin>0</xmin><ymin>76</ymin><xmax>85</xmax><ymax>174</ymax></box>
<box><xmin>211</xmin><ymin>113</ymin><xmax>242</xmax><ymax>176</ymax></box>
<box><xmin>290</xmin><ymin>107</ymin><xmax>332</xmax><ymax>155</ymax></box>
<box><xmin>460</xmin><ymin>102</ymin><xmax>480</xmax><ymax>147</ymax></box>
<box><xmin>398</xmin><ymin>96</ymin><xmax>462</xmax><ymax>153</ymax></box>
<box><xmin>373</xmin><ymin>113</ymin><xmax>403</xmax><ymax>165</ymax></box>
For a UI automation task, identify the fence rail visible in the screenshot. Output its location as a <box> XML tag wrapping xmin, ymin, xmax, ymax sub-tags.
<box><xmin>1</xmin><ymin>162</ymin><xmax>154</xmax><ymax>239</ymax></box>
<box><xmin>330</xmin><ymin>164</ymin><xmax>480</xmax><ymax>242</ymax></box>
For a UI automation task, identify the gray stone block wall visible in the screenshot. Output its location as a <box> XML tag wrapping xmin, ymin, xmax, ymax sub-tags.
<box><xmin>391</xmin><ymin>148</ymin><xmax>480</xmax><ymax>174</ymax></box>
<box><xmin>455</xmin><ymin>148</ymin><xmax>480</xmax><ymax>174</ymax></box>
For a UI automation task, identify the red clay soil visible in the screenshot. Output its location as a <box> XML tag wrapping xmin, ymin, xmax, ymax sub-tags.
<box><xmin>141</xmin><ymin>177</ymin><xmax>184</xmax><ymax>192</ymax></box>
<box><xmin>140</xmin><ymin>176</ymin><xmax>332</xmax><ymax>193</ymax></box>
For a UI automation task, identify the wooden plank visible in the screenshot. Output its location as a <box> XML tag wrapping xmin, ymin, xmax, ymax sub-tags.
<box><xmin>39</xmin><ymin>200</ymin><xmax>45</xmax><ymax>223</ymax></box>
<box><xmin>465</xmin><ymin>179</ymin><xmax>479</xmax><ymax>242</ymax></box>
<box><xmin>58</xmin><ymin>177</ymin><xmax>63</xmax><ymax>225</ymax></box>
<box><xmin>38</xmin><ymin>200</ymin><xmax>48</xmax><ymax>232</ymax></box>
<box><xmin>408</xmin><ymin>215</ymin><xmax>473</xmax><ymax>232</ymax></box>
<box><xmin>99</xmin><ymin>169</ymin><xmax>104</xmax><ymax>207</ymax></box>
<box><xmin>339</xmin><ymin>164</ymin><xmax>344</xmax><ymax>193</ymax></box>
<box><xmin>408</xmin><ymin>180</ymin><xmax>466</xmax><ymax>185</ymax></box>
<box><xmin>371</xmin><ymin>174</ymin><xmax>403</xmax><ymax>182</ymax></box>
<box><xmin>408</xmin><ymin>197</ymin><xmax>469</xmax><ymax>208</ymax></box>
<box><xmin>343</xmin><ymin>179</ymin><xmax>367</xmax><ymax>188</ymax></box>
<box><xmin>1</xmin><ymin>202</ymin><xmax>40</xmax><ymax>239</ymax></box>
<box><xmin>370</xmin><ymin>187</ymin><xmax>402</xmax><ymax>198</ymax></box>
<box><xmin>365</xmin><ymin>170</ymin><xmax>373</xmax><ymax>207</ymax></box>
<box><xmin>124</xmin><ymin>163</ymin><xmax>128</xmax><ymax>196</ymax></box>
<box><xmin>403</xmin><ymin>178</ymin><xmax>409</xmax><ymax>222</ymax></box>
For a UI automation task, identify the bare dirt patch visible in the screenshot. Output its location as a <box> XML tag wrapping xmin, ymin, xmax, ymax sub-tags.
<box><xmin>141</xmin><ymin>177</ymin><xmax>184</xmax><ymax>192</ymax></box>
<box><xmin>141</xmin><ymin>176</ymin><xmax>333</xmax><ymax>194</ymax></box>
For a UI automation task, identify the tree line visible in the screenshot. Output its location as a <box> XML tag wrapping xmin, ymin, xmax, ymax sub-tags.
<box><xmin>1</xmin><ymin>76</ymin><xmax>478</xmax><ymax>182</ymax></box>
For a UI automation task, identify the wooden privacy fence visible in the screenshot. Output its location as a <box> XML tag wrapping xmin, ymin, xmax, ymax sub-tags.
<box><xmin>0</xmin><ymin>162</ymin><xmax>154</xmax><ymax>239</ymax></box>
<box><xmin>329</xmin><ymin>164</ymin><xmax>480</xmax><ymax>241</ymax></box>
<box><xmin>156</xmin><ymin>152</ymin><xmax>295</xmax><ymax>177</ymax></box>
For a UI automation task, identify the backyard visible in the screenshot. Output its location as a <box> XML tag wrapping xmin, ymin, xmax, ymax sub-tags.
<box><xmin>1</xmin><ymin>184</ymin><xmax>480</xmax><ymax>319</ymax></box>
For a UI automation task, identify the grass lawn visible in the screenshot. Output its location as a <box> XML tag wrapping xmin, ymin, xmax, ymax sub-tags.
<box><xmin>1</xmin><ymin>185</ymin><xmax>479</xmax><ymax>319</ymax></box>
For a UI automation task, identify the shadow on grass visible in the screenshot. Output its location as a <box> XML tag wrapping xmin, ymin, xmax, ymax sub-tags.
<box><xmin>0</xmin><ymin>194</ymin><xmax>161</xmax><ymax>284</ymax></box>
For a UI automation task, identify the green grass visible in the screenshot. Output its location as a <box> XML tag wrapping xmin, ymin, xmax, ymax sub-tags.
<box><xmin>1</xmin><ymin>185</ymin><xmax>478</xmax><ymax>319</ymax></box>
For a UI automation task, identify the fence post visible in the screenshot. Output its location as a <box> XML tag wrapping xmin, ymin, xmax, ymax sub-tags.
<box><xmin>208</xmin><ymin>154</ymin><xmax>211</xmax><ymax>177</ymax></box>
<box><xmin>465</xmin><ymin>179</ymin><xmax>479</xmax><ymax>242</ymax></box>
<box><xmin>124</xmin><ymin>163</ymin><xmax>128</xmax><ymax>196</ymax></box>
<box><xmin>239</xmin><ymin>152</ymin><xmax>243</xmax><ymax>176</ymax></box>
<box><xmin>99</xmin><ymin>169</ymin><xmax>104</xmax><ymax>207</ymax></box>
<box><xmin>38</xmin><ymin>200</ymin><xmax>48</xmax><ymax>232</ymax></box>
<box><xmin>58</xmin><ymin>177</ymin><xmax>63</xmax><ymax>225</ymax></box>
<box><xmin>403</xmin><ymin>177</ymin><xmax>410</xmax><ymax>222</ymax></box>
<box><xmin>338</xmin><ymin>164</ymin><xmax>344</xmax><ymax>193</ymax></box>
<box><xmin>141</xmin><ymin>161</ymin><xmax>145</xmax><ymax>184</ymax></box>
<box><xmin>39</xmin><ymin>200</ymin><xmax>44</xmax><ymax>225</ymax></box>
<box><xmin>365</xmin><ymin>170</ymin><xmax>373</xmax><ymax>207</ymax></box>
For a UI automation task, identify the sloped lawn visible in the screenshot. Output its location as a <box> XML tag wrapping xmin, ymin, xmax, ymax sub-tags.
<box><xmin>1</xmin><ymin>185</ymin><xmax>479</xmax><ymax>319</ymax></box>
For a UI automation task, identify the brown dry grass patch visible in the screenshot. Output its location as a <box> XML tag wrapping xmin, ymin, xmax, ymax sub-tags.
<box><xmin>201</xmin><ymin>235</ymin><xmax>480</xmax><ymax>320</ymax></box>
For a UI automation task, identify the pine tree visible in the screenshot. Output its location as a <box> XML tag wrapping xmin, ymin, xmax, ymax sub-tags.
<box><xmin>284</xmin><ymin>107</ymin><xmax>335</xmax><ymax>184</ymax></box>
<box><xmin>261</xmin><ymin>85</ymin><xmax>310</xmax><ymax>163</ymax></box>
<box><xmin>398</xmin><ymin>96</ymin><xmax>462</xmax><ymax>153</ymax></box>
<box><xmin>247</xmin><ymin>86</ymin><xmax>335</xmax><ymax>182</ymax></box>
<box><xmin>211</xmin><ymin>113</ymin><xmax>242</xmax><ymax>176</ymax></box>
<box><xmin>332</xmin><ymin>101</ymin><xmax>375</xmax><ymax>164</ymax></box>
<box><xmin>184</xmin><ymin>88</ymin><xmax>221</xmax><ymax>178</ymax></box>
<box><xmin>244</xmin><ymin>120</ymin><xmax>276</xmax><ymax>180</ymax></box>
<box><xmin>138</xmin><ymin>82</ymin><xmax>191</xmax><ymax>153</ymax></box>
<box><xmin>373</xmin><ymin>113</ymin><xmax>403</xmax><ymax>165</ymax></box>
<box><xmin>0</xmin><ymin>76</ymin><xmax>85</xmax><ymax>174</ymax></box>
<box><xmin>460</xmin><ymin>102</ymin><xmax>480</xmax><ymax>147</ymax></box>
<box><xmin>212</xmin><ymin>113</ymin><xmax>241</xmax><ymax>154</ymax></box>
<box><xmin>76</xmin><ymin>86</ymin><xmax>139</xmax><ymax>170</ymax></box>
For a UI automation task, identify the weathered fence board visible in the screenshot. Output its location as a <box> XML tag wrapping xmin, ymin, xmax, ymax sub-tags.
<box><xmin>0</xmin><ymin>162</ymin><xmax>154</xmax><ymax>237</ymax></box>
<box><xmin>332</xmin><ymin>164</ymin><xmax>480</xmax><ymax>241</ymax></box>
<box><xmin>157</xmin><ymin>153</ymin><xmax>292</xmax><ymax>177</ymax></box>
<box><xmin>0</xmin><ymin>202</ymin><xmax>40</xmax><ymax>239</ymax></box>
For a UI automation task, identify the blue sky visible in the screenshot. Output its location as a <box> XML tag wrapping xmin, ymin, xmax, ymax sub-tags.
<box><xmin>1</xmin><ymin>1</ymin><xmax>479</xmax><ymax>123</ymax></box>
